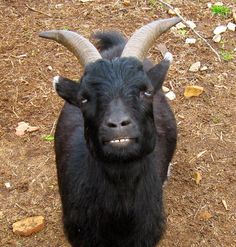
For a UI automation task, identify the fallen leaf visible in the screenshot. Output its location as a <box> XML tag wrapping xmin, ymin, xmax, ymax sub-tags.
<box><xmin>198</xmin><ymin>210</ymin><xmax>213</xmax><ymax>221</ymax></box>
<box><xmin>15</xmin><ymin>122</ymin><xmax>39</xmax><ymax>136</ymax></box>
<box><xmin>15</xmin><ymin>122</ymin><xmax>29</xmax><ymax>136</ymax></box>
<box><xmin>27</xmin><ymin>126</ymin><xmax>40</xmax><ymax>133</ymax></box>
<box><xmin>184</xmin><ymin>85</ymin><xmax>204</xmax><ymax>98</ymax></box>
<box><xmin>193</xmin><ymin>171</ymin><xmax>202</xmax><ymax>185</ymax></box>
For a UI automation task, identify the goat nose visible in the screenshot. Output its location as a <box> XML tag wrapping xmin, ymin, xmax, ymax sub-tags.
<box><xmin>107</xmin><ymin>117</ymin><xmax>131</xmax><ymax>128</ymax></box>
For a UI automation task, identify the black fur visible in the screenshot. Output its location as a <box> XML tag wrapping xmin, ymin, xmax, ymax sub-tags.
<box><xmin>54</xmin><ymin>32</ymin><xmax>177</xmax><ymax>247</ymax></box>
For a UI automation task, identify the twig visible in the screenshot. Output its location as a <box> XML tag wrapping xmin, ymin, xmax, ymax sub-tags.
<box><xmin>157</xmin><ymin>0</ymin><xmax>222</xmax><ymax>62</ymax></box>
<box><xmin>50</xmin><ymin>119</ymin><xmax>57</xmax><ymax>135</ymax></box>
<box><xmin>25</xmin><ymin>4</ymin><xmax>52</xmax><ymax>18</ymax></box>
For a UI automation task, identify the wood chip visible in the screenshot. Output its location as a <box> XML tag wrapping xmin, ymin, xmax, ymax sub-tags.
<box><xmin>198</xmin><ymin>210</ymin><xmax>213</xmax><ymax>221</ymax></box>
<box><xmin>193</xmin><ymin>171</ymin><xmax>202</xmax><ymax>185</ymax></box>
<box><xmin>123</xmin><ymin>0</ymin><xmax>131</xmax><ymax>6</ymax></box>
<box><xmin>222</xmin><ymin>200</ymin><xmax>229</xmax><ymax>210</ymax></box>
<box><xmin>12</xmin><ymin>216</ymin><xmax>45</xmax><ymax>236</ymax></box>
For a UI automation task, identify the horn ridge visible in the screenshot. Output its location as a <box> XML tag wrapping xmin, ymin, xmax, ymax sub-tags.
<box><xmin>121</xmin><ymin>17</ymin><xmax>181</xmax><ymax>61</ymax></box>
<box><xmin>39</xmin><ymin>30</ymin><xmax>102</xmax><ymax>67</ymax></box>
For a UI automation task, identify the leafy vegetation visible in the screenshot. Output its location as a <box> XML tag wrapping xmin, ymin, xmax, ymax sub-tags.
<box><xmin>211</xmin><ymin>5</ymin><xmax>231</xmax><ymax>17</ymax></box>
<box><xmin>42</xmin><ymin>135</ymin><xmax>54</xmax><ymax>141</ymax></box>
<box><xmin>148</xmin><ymin>0</ymin><xmax>157</xmax><ymax>7</ymax></box>
<box><xmin>220</xmin><ymin>50</ymin><xmax>234</xmax><ymax>61</ymax></box>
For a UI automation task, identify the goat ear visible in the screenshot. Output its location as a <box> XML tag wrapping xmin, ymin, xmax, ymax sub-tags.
<box><xmin>147</xmin><ymin>53</ymin><xmax>172</xmax><ymax>91</ymax></box>
<box><xmin>53</xmin><ymin>76</ymin><xmax>80</xmax><ymax>106</ymax></box>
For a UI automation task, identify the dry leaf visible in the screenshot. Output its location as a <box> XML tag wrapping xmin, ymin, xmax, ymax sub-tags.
<box><xmin>15</xmin><ymin>122</ymin><xmax>39</xmax><ymax>136</ymax></box>
<box><xmin>15</xmin><ymin>122</ymin><xmax>30</xmax><ymax>136</ymax></box>
<box><xmin>184</xmin><ymin>85</ymin><xmax>204</xmax><ymax>98</ymax></box>
<box><xmin>193</xmin><ymin>171</ymin><xmax>202</xmax><ymax>185</ymax></box>
<box><xmin>27</xmin><ymin>126</ymin><xmax>39</xmax><ymax>133</ymax></box>
<box><xmin>12</xmin><ymin>216</ymin><xmax>45</xmax><ymax>236</ymax></box>
<box><xmin>198</xmin><ymin>210</ymin><xmax>213</xmax><ymax>221</ymax></box>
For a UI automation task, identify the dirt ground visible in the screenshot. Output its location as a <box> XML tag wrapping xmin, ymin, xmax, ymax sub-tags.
<box><xmin>0</xmin><ymin>0</ymin><xmax>235</xmax><ymax>246</ymax></box>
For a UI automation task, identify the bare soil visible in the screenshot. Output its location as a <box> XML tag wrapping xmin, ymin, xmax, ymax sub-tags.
<box><xmin>0</xmin><ymin>1</ymin><xmax>235</xmax><ymax>247</ymax></box>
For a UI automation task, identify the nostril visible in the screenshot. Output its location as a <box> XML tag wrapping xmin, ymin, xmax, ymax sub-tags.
<box><xmin>121</xmin><ymin>119</ymin><xmax>131</xmax><ymax>127</ymax></box>
<box><xmin>107</xmin><ymin>122</ymin><xmax>118</xmax><ymax>128</ymax></box>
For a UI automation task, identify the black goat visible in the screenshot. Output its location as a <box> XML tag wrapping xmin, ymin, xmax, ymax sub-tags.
<box><xmin>39</xmin><ymin>17</ymin><xmax>180</xmax><ymax>247</ymax></box>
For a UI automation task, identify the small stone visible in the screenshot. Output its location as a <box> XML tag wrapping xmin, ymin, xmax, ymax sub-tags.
<box><xmin>200</xmin><ymin>65</ymin><xmax>208</xmax><ymax>71</ymax></box>
<box><xmin>162</xmin><ymin>86</ymin><xmax>170</xmax><ymax>93</ymax></box>
<box><xmin>207</xmin><ymin>3</ymin><xmax>212</xmax><ymax>8</ymax></box>
<box><xmin>189</xmin><ymin>61</ymin><xmax>201</xmax><ymax>72</ymax></box>
<box><xmin>215</xmin><ymin>2</ymin><xmax>223</xmax><ymax>6</ymax></box>
<box><xmin>213</xmin><ymin>25</ymin><xmax>227</xmax><ymax>35</ymax></box>
<box><xmin>55</xmin><ymin>3</ymin><xmax>63</xmax><ymax>8</ymax></box>
<box><xmin>227</xmin><ymin>22</ymin><xmax>236</xmax><ymax>31</ymax></box>
<box><xmin>213</xmin><ymin>34</ymin><xmax>222</xmax><ymax>43</ymax></box>
<box><xmin>176</xmin><ymin>22</ymin><xmax>186</xmax><ymax>29</ymax></box>
<box><xmin>12</xmin><ymin>216</ymin><xmax>45</xmax><ymax>237</ymax></box>
<box><xmin>184</xmin><ymin>85</ymin><xmax>204</xmax><ymax>98</ymax></box>
<box><xmin>0</xmin><ymin>211</ymin><xmax>3</xmax><ymax>219</ymax></box>
<box><xmin>165</xmin><ymin>91</ymin><xmax>176</xmax><ymax>100</ymax></box>
<box><xmin>47</xmin><ymin>65</ymin><xmax>53</xmax><ymax>71</ymax></box>
<box><xmin>4</xmin><ymin>182</ymin><xmax>11</xmax><ymax>189</ymax></box>
<box><xmin>198</xmin><ymin>210</ymin><xmax>213</xmax><ymax>221</ymax></box>
<box><xmin>186</xmin><ymin>21</ymin><xmax>196</xmax><ymax>29</ymax></box>
<box><xmin>168</xmin><ymin>8</ymin><xmax>181</xmax><ymax>15</ymax></box>
<box><xmin>185</xmin><ymin>38</ymin><xmax>196</xmax><ymax>44</ymax></box>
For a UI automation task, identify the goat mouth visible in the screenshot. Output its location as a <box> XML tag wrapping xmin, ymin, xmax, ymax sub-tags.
<box><xmin>103</xmin><ymin>138</ymin><xmax>137</xmax><ymax>146</ymax></box>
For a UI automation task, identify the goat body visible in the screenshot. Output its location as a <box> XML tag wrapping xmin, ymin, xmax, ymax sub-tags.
<box><xmin>54</xmin><ymin>32</ymin><xmax>177</xmax><ymax>247</ymax></box>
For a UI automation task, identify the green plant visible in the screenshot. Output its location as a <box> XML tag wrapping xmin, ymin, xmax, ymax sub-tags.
<box><xmin>178</xmin><ymin>29</ymin><xmax>187</xmax><ymax>36</ymax></box>
<box><xmin>148</xmin><ymin>0</ymin><xmax>157</xmax><ymax>7</ymax></box>
<box><xmin>211</xmin><ymin>5</ymin><xmax>231</xmax><ymax>17</ymax></box>
<box><xmin>43</xmin><ymin>134</ymin><xmax>54</xmax><ymax>141</ymax></box>
<box><xmin>221</xmin><ymin>50</ymin><xmax>234</xmax><ymax>61</ymax></box>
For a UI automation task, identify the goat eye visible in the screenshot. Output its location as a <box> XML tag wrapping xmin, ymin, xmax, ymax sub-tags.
<box><xmin>144</xmin><ymin>91</ymin><xmax>152</xmax><ymax>97</ymax></box>
<box><xmin>140</xmin><ymin>90</ymin><xmax>152</xmax><ymax>99</ymax></box>
<box><xmin>82</xmin><ymin>99</ymin><xmax>88</xmax><ymax>104</ymax></box>
<box><xmin>81</xmin><ymin>97</ymin><xmax>88</xmax><ymax>104</ymax></box>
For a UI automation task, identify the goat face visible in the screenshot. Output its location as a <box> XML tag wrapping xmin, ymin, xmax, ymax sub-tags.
<box><xmin>54</xmin><ymin>57</ymin><xmax>170</xmax><ymax>163</ymax></box>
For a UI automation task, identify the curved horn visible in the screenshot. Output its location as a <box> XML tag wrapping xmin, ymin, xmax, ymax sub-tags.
<box><xmin>121</xmin><ymin>17</ymin><xmax>181</xmax><ymax>60</ymax></box>
<box><xmin>39</xmin><ymin>30</ymin><xmax>102</xmax><ymax>67</ymax></box>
